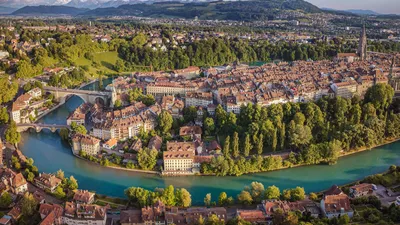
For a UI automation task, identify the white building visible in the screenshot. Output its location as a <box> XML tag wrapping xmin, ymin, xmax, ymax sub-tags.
<box><xmin>185</xmin><ymin>92</ymin><xmax>213</xmax><ymax>107</ymax></box>
<box><xmin>63</xmin><ymin>202</ymin><xmax>107</xmax><ymax>225</ymax></box>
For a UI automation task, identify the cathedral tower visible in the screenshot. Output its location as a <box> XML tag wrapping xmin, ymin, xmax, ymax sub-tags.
<box><xmin>358</xmin><ymin>24</ymin><xmax>367</xmax><ymax>61</ymax></box>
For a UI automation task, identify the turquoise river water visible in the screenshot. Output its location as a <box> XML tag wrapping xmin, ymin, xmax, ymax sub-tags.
<box><xmin>18</xmin><ymin>79</ymin><xmax>400</xmax><ymax>204</ymax></box>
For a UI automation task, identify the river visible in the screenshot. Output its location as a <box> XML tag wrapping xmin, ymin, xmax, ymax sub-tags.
<box><xmin>18</xmin><ymin>79</ymin><xmax>400</xmax><ymax>204</ymax></box>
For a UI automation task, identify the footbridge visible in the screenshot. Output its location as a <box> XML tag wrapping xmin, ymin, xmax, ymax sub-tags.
<box><xmin>43</xmin><ymin>86</ymin><xmax>113</xmax><ymax>106</ymax></box>
<box><xmin>16</xmin><ymin>123</ymin><xmax>70</xmax><ymax>133</ymax></box>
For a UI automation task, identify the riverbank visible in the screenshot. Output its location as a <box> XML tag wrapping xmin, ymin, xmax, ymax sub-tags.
<box><xmin>267</xmin><ymin>137</ymin><xmax>400</xmax><ymax>174</ymax></box>
<box><xmin>340</xmin><ymin>138</ymin><xmax>400</xmax><ymax>157</ymax></box>
<box><xmin>67</xmin><ymin>135</ymin><xmax>400</xmax><ymax>177</ymax></box>
<box><xmin>73</xmin><ymin>153</ymin><xmax>159</xmax><ymax>174</ymax></box>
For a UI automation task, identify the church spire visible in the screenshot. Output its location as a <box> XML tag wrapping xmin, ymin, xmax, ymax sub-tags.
<box><xmin>358</xmin><ymin>23</ymin><xmax>367</xmax><ymax>61</ymax></box>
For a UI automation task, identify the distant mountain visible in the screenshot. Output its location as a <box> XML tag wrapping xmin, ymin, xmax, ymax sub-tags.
<box><xmin>0</xmin><ymin>6</ymin><xmax>17</xmax><ymax>14</ymax></box>
<box><xmin>12</xmin><ymin>5</ymin><xmax>89</xmax><ymax>15</ymax></box>
<box><xmin>81</xmin><ymin>0</ymin><xmax>322</xmax><ymax>21</ymax></box>
<box><xmin>345</xmin><ymin>9</ymin><xmax>380</xmax><ymax>15</ymax></box>
<box><xmin>322</xmin><ymin>8</ymin><xmax>380</xmax><ymax>16</ymax></box>
<box><xmin>65</xmin><ymin>0</ymin><xmax>109</xmax><ymax>9</ymax></box>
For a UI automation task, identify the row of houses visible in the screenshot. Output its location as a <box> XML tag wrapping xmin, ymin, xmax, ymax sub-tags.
<box><xmin>11</xmin><ymin>88</ymin><xmax>43</xmax><ymax>124</ymax></box>
<box><xmin>117</xmin><ymin>184</ymin><xmax>373</xmax><ymax>225</ymax></box>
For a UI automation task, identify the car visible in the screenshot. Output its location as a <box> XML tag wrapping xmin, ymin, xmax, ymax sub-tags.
<box><xmin>372</xmin><ymin>184</ymin><xmax>377</xmax><ymax>190</ymax></box>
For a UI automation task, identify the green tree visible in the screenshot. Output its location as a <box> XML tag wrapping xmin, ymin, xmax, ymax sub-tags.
<box><xmin>248</xmin><ymin>182</ymin><xmax>265</xmax><ymax>203</ymax></box>
<box><xmin>21</xmin><ymin>192</ymin><xmax>37</xmax><ymax>216</ymax></box>
<box><xmin>218</xmin><ymin>192</ymin><xmax>228</xmax><ymax>206</ymax></box>
<box><xmin>68</xmin><ymin>176</ymin><xmax>79</xmax><ymax>190</ymax></box>
<box><xmin>26</xmin><ymin>172</ymin><xmax>35</xmax><ymax>182</ymax></box>
<box><xmin>197</xmin><ymin>215</ymin><xmax>205</xmax><ymax>225</ymax></box>
<box><xmin>59</xmin><ymin>128</ymin><xmax>69</xmax><ymax>141</ymax></box>
<box><xmin>132</xmin><ymin>33</ymin><xmax>148</xmax><ymax>46</ymax></box>
<box><xmin>53</xmin><ymin>186</ymin><xmax>66</xmax><ymax>199</ymax></box>
<box><xmin>114</xmin><ymin>99</ymin><xmax>122</xmax><ymax>108</ymax></box>
<box><xmin>290</xmin><ymin>187</ymin><xmax>306</xmax><ymax>201</ymax></box>
<box><xmin>237</xmin><ymin>190</ymin><xmax>253</xmax><ymax>205</ymax></box>
<box><xmin>309</xmin><ymin>192</ymin><xmax>318</xmax><ymax>201</ymax></box>
<box><xmin>183</xmin><ymin>106</ymin><xmax>197</xmax><ymax>123</ymax></box>
<box><xmin>288</xmin><ymin>121</ymin><xmax>312</xmax><ymax>149</ymax></box>
<box><xmin>215</xmin><ymin>105</ymin><xmax>227</xmax><ymax>129</ymax></box>
<box><xmin>70</xmin><ymin>122</ymin><xmax>87</xmax><ymax>135</ymax></box>
<box><xmin>243</xmin><ymin>134</ymin><xmax>251</xmax><ymax>157</ymax></box>
<box><xmin>140</xmin><ymin>94</ymin><xmax>155</xmax><ymax>106</ymax></box>
<box><xmin>163</xmin><ymin>185</ymin><xmax>176</xmax><ymax>206</ymax></box>
<box><xmin>282</xmin><ymin>189</ymin><xmax>291</xmax><ymax>201</ymax></box>
<box><xmin>16</xmin><ymin>60</ymin><xmax>36</xmax><ymax>79</ymax></box>
<box><xmin>339</xmin><ymin>214</ymin><xmax>350</xmax><ymax>225</ymax></box>
<box><xmin>0</xmin><ymin>107</ymin><xmax>9</xmax><ymax>124</ymax></box>
<box><xmin>265</xmin><ymin>185</ymin><xmax>280</xmax><ymax>200</ymax></box>
<box><xmin>256</xmin><ymin>134</ymin><xmax>264</xmax><ymax>155</ymax></box>
<box><xmin>204</xmin><ymin>117</ymin><xmax>215</xmax><ymax>136</ymax></box>
<box><xmin>364</xmin><ymin>83</ymin><xmax>394</xmax><ymax>115</ymax></box>
<box><xmin>114</xmin><ymin>59</ymin><xmax>125</xmax><ymax>72</ymax></box>
<box><xmin>176</xmin><ymin>188</ymin><xmax>191</xmax><ymax>207</ymax></box>
<box><xmin>204</xmin><ymin>193</ymin><xmax>212</xmax><ymax>206</ymax></box>
<box><xmin>223</xmin><ymin>136</ymin><xmax>230</xmax><ymax>157</ymax></box>
<box><xmin>137</xmin><ymin>148</ymin><xmax>158</xmax><ymax>170</ymax></box>
<box><xmin>56</xmin><ymin>169</ymin><xmax>65</xmax><ymax>180</ymax></box>
<box><xmin>284</xmin><ymin>211</ymin><xmax>299</xmax><ymax>225</ymax></box>
<box><xmin>5</xmin><ymin>121</ymin><xmax>21</xmax><ymax>145</ymax></box>
<box><xmin>0</xmin><ymin>78</ymin><xmax>18</xmax><ymax>104</ymax></box>
<box><xmin>0</xmin><ymin>192</ymin><xmax>12</xmax><ymax>208</ymax></box>
<box><xmin>232</xmin><ymin>132</ymin><xmax>239</xmax><ymax>158</ymax></box>
<box><xmin>206</xmin><ymin>214</ymin><xmax>225</xmax><ymax>225</ymax></box>
<box><xmin>158</xmin><ymin>110</ymin><xmax>173</xmax><ymax>135</ymax></box>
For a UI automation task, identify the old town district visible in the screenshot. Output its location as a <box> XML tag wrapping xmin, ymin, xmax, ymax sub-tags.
<box><xmin>1</xmin><ymin>27</ymin><xmax>400</xmax><ymax>224</ymax></box>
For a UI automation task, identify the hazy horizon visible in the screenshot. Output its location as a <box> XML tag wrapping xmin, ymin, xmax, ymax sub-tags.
<box><xmin>0</xmin><ymin>0</ymin><xmax>399</xmax><ymax>15</ymax></box>
<box><xmin>307</xmin><ymin>0</ymin><xmax>400</xmax><ymax>15</ymax></box>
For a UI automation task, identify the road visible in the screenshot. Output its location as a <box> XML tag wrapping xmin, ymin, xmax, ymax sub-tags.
<box><xmin>374</xmin><ymin>185</ymin><xmax>399</xmax><ymax>206</ymax></box>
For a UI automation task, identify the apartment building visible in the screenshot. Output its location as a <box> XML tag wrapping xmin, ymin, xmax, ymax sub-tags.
<box><xmin>185</xmin><ymin>91</ymin><xmax>213</xmax><ymax>107</ymax></box>
<box><xmin>71</xmin><ymin>134</ymin><xmax>101</xmax><ymax>156</ymax></box>
<box><xmin>92</xmin><ymin>105</ymin><xmax>160</xmax><ymax>141</ymax></box>
<box><xmin>163</xmin><ymin>142</ymin><xmax>196</xmax><ymax>175</ymax></box>
<box><xmin>146</xmin><ymin>82</ymin><xmax>197</xmax><ymax>96</ymax></box>
<box><xmin>0</xmin><ymin>168</ymin><xmax>28</xmax><ymax>194</ymax></box>
<box><xmin>62</xmin><ymin>202</ymin><xmax>107</xmax><ymax>225</ymax></box>
<box><xmin>34</xmin><ymin>173</ymin><xmax>62</xmax><ymax>193</ymax></box>
<box><xmin>330</xmin><ymin>80</ymin><xmax>358</xmax><ymax>99</ymax></box>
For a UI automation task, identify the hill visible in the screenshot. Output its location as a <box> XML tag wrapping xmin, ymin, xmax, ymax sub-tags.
<box><xmin>82</xmin><ymin>0</ymin><xmax>322</xmax><ymax>21</ymax></box>
<box><xmin>12</xmin><ymin>5</ymin><xmax>89</xmax><ymax>15</ymax></box>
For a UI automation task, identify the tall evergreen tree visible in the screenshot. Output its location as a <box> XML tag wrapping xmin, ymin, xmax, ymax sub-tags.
<box><xmin>243</xmin><ymin>134</ymin><xmax>251</xmax><ymax>157</ymax></box>
<box><xmin>223</xmin><ymin>136</ymin><xmax>230</xmax><ymax>157</ymax></box>
<box><xmin>257</xmin><ymin>134</ymin><xmax>264</xmax><ymax>155</ymax></box>
<box><xmin>232</xmin><ymin>132</ymin><xmax>239</xmax><ymax>158</ymax></box>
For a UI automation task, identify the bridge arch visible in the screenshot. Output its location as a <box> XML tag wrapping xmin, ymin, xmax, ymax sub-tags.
<box><xmin>63</xmin><ymin>94</ymin><xmax>89</xmax><ymax>104</ymax></box>
<box><xmin>43</xmin><ymin>87</ymin><xmax>112</xmax><ymax>106</ymax></box>
<box><xmin>16</xmin><ymin>124</ymin><xmax>70</xmax><ymax>133</ymax></box>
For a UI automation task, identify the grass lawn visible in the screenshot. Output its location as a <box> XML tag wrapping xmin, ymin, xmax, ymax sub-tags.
<box><xmin>75</xmin><ymin>51</ymin><xmax>122</xmax><ymax>77</ymax></box>
<box><xmin>95</xmin><ymin>200</ymin><xmax>120</xmax><ymax>209</ymax></box>
<box><xmin>95</xmin><ymin>194</ymin><xmax>128</xmax><ymax>205</ymax></box>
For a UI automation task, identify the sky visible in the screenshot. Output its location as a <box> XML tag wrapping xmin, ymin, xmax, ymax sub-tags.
<box><xmin>307</xmin><ymin>0</ymin><xmax>400</xmax><ymax>14</ymax></box>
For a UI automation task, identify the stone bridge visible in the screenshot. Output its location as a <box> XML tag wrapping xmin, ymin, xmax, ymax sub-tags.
<box><xmin>43</xmin><ymin>86</ymin><xmax>113</xmax><ymax>106</ymax></box>
<box><xmin>16</xmin><ymin>123</ymin><xmax>70</xmax><ymax>133</ymax></box>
